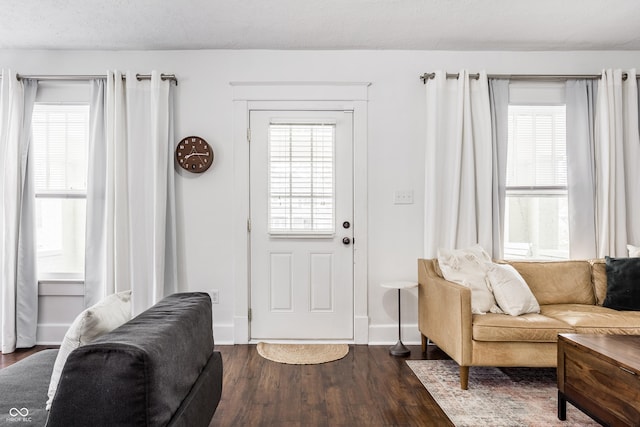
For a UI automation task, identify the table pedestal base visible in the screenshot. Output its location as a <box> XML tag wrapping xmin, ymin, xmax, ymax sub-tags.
<box><xmin>389</xmin><ymin>339</ymin><xmax>410</xmax><ymax>357</ymax></box>
<box><xmin>381</xmin><ymin>282</ymin><xmax>417</xmax><ymax>358</ymax></box>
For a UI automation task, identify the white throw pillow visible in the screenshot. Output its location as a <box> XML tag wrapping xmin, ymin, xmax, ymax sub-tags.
<box><xmin>437</xmin><ymin>245</ymin><xmax>501</xmax><ymax>314</ymax></box>
<box><xmin>628</xmin><ymin>244</ymin><xmax>640</xmax><ymax>257</ymax></box>
<box><xmin>46</xmin><ymin>290</ymin><xmax>132</xmax><ymax>410</ymax></box>
<box><xmin>487</xmin><ymin>263</ymin><xmax>540</xmax><ymax>316</ymax></box>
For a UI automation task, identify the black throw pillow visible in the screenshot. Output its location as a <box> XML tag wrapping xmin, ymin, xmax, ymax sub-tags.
<box><xmin>603</xmin><ymin>256</ymin><xmax>640</xmax><ymax>311</ymax></box>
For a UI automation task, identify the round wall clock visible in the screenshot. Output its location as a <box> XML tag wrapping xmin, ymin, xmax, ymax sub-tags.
<box><xmin>175</xmin><ymin>136</ymin><xmax>213</xmax><ymax>173</ymax></box>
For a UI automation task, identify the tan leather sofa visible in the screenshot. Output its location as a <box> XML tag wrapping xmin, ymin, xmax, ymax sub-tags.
<box><xmin>418</xmin><ymin>258</ymin><xmax>640</xmax><ymax>389</ymax></box>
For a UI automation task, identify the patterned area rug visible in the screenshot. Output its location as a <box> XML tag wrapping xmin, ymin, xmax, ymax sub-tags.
<box><xmin>256</xmin><ymin>342</ymin><xmax>349</xmax><ymax>365</ymax></box>
<box><xmin>407</xmin><ymin>360</ymin><xmax>600</xmax><ymax>427</ymax></box>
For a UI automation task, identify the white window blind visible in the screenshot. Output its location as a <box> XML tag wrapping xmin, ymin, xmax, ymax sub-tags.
<box><xmin>32</xmin><ymin>104</ymin><xmax>88</xmax><ymax>192</ymax></box>
<box><xmin>505</xmin><ymin>105</ymin><xmax>568</xmax><ymax>260</ymax></box>
<box><xmin>507</xmin><ymin>106</ymin><xmax>566</xmax><ymax>188</ymax></box>
<box><xmin>268</xmin><ymin>122</ymin><xmax>335</xmax><ymax>235</ymax></box>
<box><xmin>32</xmin><ymin>103</ymin><xmax>89</xmax><ymax>278</ymax></box>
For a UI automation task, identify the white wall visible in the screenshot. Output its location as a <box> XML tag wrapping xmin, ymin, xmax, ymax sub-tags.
<box><xmin>4</xmin><ymin>49</ymin><xmax>640</xmax><ymax>345</ymax></box>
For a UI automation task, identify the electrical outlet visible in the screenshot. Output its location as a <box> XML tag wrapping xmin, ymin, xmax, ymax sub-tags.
<box><xmin>394</xmin><ymin>190</ymin><xmax>414</xmax><ymax>205</ymax></box>
<box><xmin>210</xmin><ymin>290</ymin><xmax>219</xmax><ymax>304</ymax></box>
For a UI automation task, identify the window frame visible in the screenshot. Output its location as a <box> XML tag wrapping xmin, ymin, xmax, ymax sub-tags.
<box><xmin>504</xmin><ymin>82</ymin><xmax>569</xmax><ymax>260</ymax></box>
<box><xmin>267</xmin><ymin>119</ymin><xmax>337</xmax><ymax>238</ymax></box>
<box><xmin>32</xmin><ymin>82</ymin><xmax>90</xmax><ymax>282</ymax></box>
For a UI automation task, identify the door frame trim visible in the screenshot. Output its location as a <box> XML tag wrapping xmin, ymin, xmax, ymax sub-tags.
<box><xmin>231</xmin><ymin>82</ymin><xmax>370</xmax><ymax>344</ymax></box>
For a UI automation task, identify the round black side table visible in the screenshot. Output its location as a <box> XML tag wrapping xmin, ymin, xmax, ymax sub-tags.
<box><xmin>381</xmin><ymin>281</ymin><xmax>418</xmax><ymax>357</ymax></box>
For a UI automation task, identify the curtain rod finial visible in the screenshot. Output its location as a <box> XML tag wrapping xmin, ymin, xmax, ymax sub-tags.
<box><xmin>420</xmin><ymin>73</ymin><xmax>435</xmax><ymax>84</ymax></box>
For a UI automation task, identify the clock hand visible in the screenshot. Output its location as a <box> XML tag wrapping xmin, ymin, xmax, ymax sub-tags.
<box><xmin>184</xmin><ymin>152</ymin><xmax>210</xmax><ymax>159</ymax></box>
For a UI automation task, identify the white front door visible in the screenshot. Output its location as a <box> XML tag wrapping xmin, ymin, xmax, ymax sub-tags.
<box><xmin>249</xmin><ymin>110</ymin><xmax>354</xmax><ymax>340</ymax></box>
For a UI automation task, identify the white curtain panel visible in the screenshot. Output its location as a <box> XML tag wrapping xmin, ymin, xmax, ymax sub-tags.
<box><xmin>0</xmin><ymin>70</ymin><xmax>38</xmax><ymax>353</ymax></box>
<box><xmin>424</xmin><ymin>70</ymin><xmax>493</xmax><ymax>258</ymax></box>
<box><xmin>84</xmin><ymin>78</ymin><xmax>108</xmax><ymax>308</ymax></box>
<box><xmin>565</xmin><ymin>80</ymin><xmax>598</xmax><ymax>259</ymax></box>
<box><xmin>85</xmin><ymin>71</ymin><xmax>177</xmax><ymax>315</ymax></box>
<box><xmin>488</xmin><ymin>79</ymin><xmax>510</xmax><ymax>258</ymax></box>
<box><xmin>595</xmin><ymin>69</ymin><xmax>640</xmax><ymax>257</ymax></box>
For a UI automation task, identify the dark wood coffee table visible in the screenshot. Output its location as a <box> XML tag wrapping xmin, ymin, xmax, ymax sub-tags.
<box><xmin>557</xmin><ymin>334</ymin><xmax>640</xmax><ymax>426</ymax></box>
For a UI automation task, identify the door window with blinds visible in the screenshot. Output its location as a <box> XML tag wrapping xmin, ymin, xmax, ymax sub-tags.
<box><xmin>268</xmin><ymin>120</ymin><xmax>335</xmax><ymax>236</ymax></box>
<box><xmin>505</xmin><ymin>105</ymin><xmax>568</xmax><ymax>260</ymax></box>
<box><xmin>32</xmin><ymin>103</ymin><xmax>89</xmax><ymax>278</ymax></box>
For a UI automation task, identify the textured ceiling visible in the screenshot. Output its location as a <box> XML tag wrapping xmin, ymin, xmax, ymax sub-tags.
<box><xmin>1</xmin><ymin>0</ymin><xmax>640</xmax><ymax>51</ymax></box>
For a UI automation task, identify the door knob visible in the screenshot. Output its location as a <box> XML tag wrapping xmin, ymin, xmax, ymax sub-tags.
<box><xmin>342</xmin><ymin>237</ymin><xmax>351</xmax><ymax>245</ymax></box>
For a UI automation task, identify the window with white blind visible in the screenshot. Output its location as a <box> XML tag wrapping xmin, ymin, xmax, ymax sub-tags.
<box><xmin>32</xmin><ymin>103</ymin><xmax>89</xmax><ymax>279</ymax></box>
<box><xmin>505</xmin><ymin>105</ymin><xmax>569</xmax><ymax>260</ymax></box>
<box><xmin>268</xmin><ymin>122</ymin><xmax>335</xmax><ymax>235</ymax></box>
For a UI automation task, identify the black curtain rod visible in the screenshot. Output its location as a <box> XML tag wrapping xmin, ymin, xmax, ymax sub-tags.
<box><xmin>420</xmin><ymin>72</ymin><xmax>633</xmax><ymax>84</ymax></box>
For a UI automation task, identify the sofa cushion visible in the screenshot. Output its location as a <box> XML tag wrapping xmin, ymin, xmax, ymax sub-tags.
<box><xmin>589</xmin><ymin>259</ymin><xmax>607</xmax><ymax>306</ymax></box>
<box><xmin>541</xmin><ymin>303</ymin><xmax>640</xmax><ymax>334</ymax></box>
<box><xmin>487</xmin><ymin>263</ymin><xmax>540</xmax><ymax>316</ymax></box>
<box><xmin>46</xmin><ymin>290</ymin><xmax>132</xmax><ymax>410</ymax></box>
<box><xmin>472</xmin><ymin>313</ymin><xmax>574</xmax><ymax>342</ymax></box>
<box><xmin>0</xmin><ymin>349</ymin><xmax>57</xmax><ymax>426</ymax></box>
<box><xmin>603</xmin><ymin>256</ymin><xmax>640</xmax><ymax>311</ymax></box>
<box><xmin>507</xmin><ymin>260</ymin><xmax>595</xmax><ymax>305</ymax></box>
<box><xmin>438</xmin><ymin>245</ymin><xmax>501</xmax><ymax>314</ymax></box>
<box><xmin>628</xmin><ymin>244</ymin><xmax>640</xmax><ymax>257</ymax></box>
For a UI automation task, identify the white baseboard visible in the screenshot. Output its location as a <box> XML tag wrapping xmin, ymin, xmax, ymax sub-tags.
<box><xmin>217</xmin><ymin>321</ymin><xmax>421</xmax><ymax>345</ymax></box>
<box><xmin>213</xmin><ymin>323</ymin><xmax>237</xmax><ymax>345</ymax></box>
<box><xmin>354</xmin><ymin>315</ymin><xmax>369</xmax><ymax>344</ymax></box>
<box><xmin>232</xmin><ymin>316</ymin><xmax>249</xmax><ymax>344</ymax></box>
<box><xmin>36</xmin><ymin>323</ymin><xmax>69</xmax><ymax>345</ymax></box>
<box><xmin>368</xmin><ymin>323</ymin><xmax>421</xmax><ymax>346</ymax></box>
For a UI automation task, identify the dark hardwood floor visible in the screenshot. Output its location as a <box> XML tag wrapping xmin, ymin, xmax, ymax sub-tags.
<box><xmin>2</xmin><ymin>343</ymin><xmax>453</xmax><ymax>426</ymax></box>
<box><xmin>0</xmin><ymin>345</ymin><xmax>58</xmax><ymax>369</ymax></box>
<box><xmin>210</xmin><ymin>344</ymin><xmax>453</xmax><ymax>427</ymax></box>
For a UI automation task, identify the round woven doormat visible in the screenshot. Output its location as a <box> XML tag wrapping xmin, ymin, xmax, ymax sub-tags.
<box><xmin>256</xmin><ymin>342</ymin><xmax>349</xmax><ymax>365</ymax></box>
